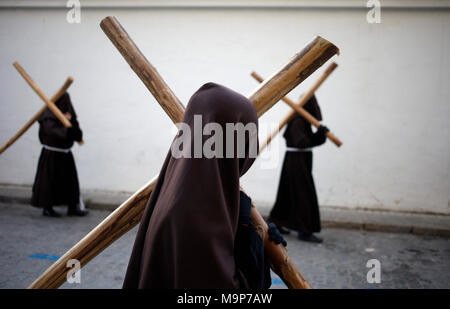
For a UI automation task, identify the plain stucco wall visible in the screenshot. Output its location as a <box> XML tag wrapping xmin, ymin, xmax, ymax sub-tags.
<box><xmin>0</xmin><ymin>3</ymin><xmax>449</xmax><ymax>214</ymax></box>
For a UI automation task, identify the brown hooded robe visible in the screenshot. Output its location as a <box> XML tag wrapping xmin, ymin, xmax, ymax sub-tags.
<box><xmin>123</xmin><ymin>82</ymin><xmax>261</xmax><ymax>289</ymax></box>
<box><xmin>269</xmin><ymin>95</ymin><xmax>325</xmax><ymax>234</ymax></box>
<box><xmin>31</xmin><ymin>92</ymin><xmax>82</xmax><ymax>208</ymax></box>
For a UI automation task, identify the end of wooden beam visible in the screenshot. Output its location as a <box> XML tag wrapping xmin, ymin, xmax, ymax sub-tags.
<box><xmin>249</xmin><ymin>36</ymin><xmax>339</xmax><ymax>117</ymax></box>
<box><xmin>324</xmin><ymin>62</ymin><xmax>338</xmax><ymax>75</ymax></box>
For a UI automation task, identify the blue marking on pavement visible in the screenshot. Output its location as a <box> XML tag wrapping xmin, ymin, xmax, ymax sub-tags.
<box><xmin>271</xmin><ymin>278</ymin><xmax>285</xmax><ymax>285</ymax></box>
<box><xmin>28</xmin><ymin>254</ymin><xmax>61</xmax><ymax>261</ymax></box>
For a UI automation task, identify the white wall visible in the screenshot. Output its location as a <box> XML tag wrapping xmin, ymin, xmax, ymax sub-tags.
<box><xmin>0</xmin><ymin>1</ymin><xmax>449</xmax><ymax>214</ymax></box>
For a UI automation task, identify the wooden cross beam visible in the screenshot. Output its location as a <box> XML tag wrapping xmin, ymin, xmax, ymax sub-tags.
<box><xmin>27</xmin><ymin>16</ymin><xmax>339</xmax><ymax>289</ymax></box>
<box><xmin>253</xmin><ymin>62</ymin><xmax>342</xmax><ymax>152</ymax></box>
<box><xmin>102</xmin><ymin>16</ymin><xmax>332</xmax><ymax>289</ymax></box>
<box><xmin>12</xmin><ymin>62</ymin><xmax>84</xmax><ymax>145</ymax></box>
<box><xmin>0</xmin><ymin>75</ymin><xmax>74</xmax><ymax>155</ymax></box>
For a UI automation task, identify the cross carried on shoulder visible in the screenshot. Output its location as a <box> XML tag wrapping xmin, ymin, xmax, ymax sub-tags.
<box><xmin>0</xmin><ymin>67</ymin><xmax>78</xmax><ymax>155</ymax></box>
<box><xmin>252</xmin><ymin>62</ymin><xmax>343</xmax><ymax>152</ymax></box>
<box><xmin>28</xmin><ymin>16</ymin><xmax>339</xmax><ymax>289</ymax></box>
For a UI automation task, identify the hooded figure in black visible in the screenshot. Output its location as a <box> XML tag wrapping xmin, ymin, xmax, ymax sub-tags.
<box><xmin>269</xmin><ymin>95</ymin><xmax>329</xmax><ymax>243</ymax></box>
<box><xmin>31</xmin><ymin>92</ymin><xmax>87</xmax><ymax>217</ymax></box>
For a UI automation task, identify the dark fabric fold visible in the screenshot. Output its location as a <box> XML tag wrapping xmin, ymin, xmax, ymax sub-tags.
<box><xmin>269</xmin><ymin>95</ymin><xmax>324</xmax><ymax>234</ymax></box>
<box><xmin>123</xmin><ymin>82</ymin><xmax>261</xmax><ymax>289</ymax></box>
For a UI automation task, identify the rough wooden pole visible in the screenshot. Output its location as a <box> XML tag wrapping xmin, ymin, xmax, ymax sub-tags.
<box><xmin>252</xmin><ymin>64</ymin><xmax>342</xmax><ymax>151</ymax></box>
<box><xmin>249</xmin><ymin>39</ymin><xmax>339</xmax><ymax>117</ymax></box>
<box><xmin>28</xmin><ymin>176</ymin><xmax>158</xmax><ymax>289</ymax></box>
<box><xmin>101</xmin><ymin>16</ymin><xmax>337</xmax><ymax>290</ymax></box>
<box><xmin>28</xmin><ymin>16</ymin><xmax>338</xmax><ymax>289</ymax></box>
<box><xmin>0</xmin><ymin>77</ymin><xmax>74</xmax><ymax>155</ymax></box>
<box><xmin>13</xmin><ymin>62</ymin><xmax>72</xmax><ymax>128</ymax></box>
<box><xmin>100</xmin><ymin>17</ymin><xmax>185</xmax><ymax>123</ymax></box>
<box><xmin>13</xmin><ymin>62</ymin><xmax>84</xmax><ymax>145</ymax></box>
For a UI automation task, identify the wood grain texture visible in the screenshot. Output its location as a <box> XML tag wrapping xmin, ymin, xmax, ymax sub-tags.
<box><xmin>248</xmin><ymin>37</ymin><xmax>339</xmax><ymax>117</ymax></box>
<box><xmin>252</xmin><ymin>64</ymin><xmax>342</xmax><ymax>150</ymax></box>
<box><xmin>28</xmin><ymin>16</ymin><xmax>339</xmax><ymax>289</ymax></box>
<box><xmin>100</xmin><ymin>16</ymin><xmax>185</xmax><ymax>123</ymax></box>
<box><xmin>0</xmin><ymin>77</ymin><xmax>74</xmax><ymax>154</ymax></box>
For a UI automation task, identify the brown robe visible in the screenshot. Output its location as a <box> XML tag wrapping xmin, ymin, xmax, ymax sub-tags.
<box><xmin>123</xmin><ymin>82</ymin><xmax>260</xmax><ymax>289</ymax></box>
<box><xmin>31</xmin><ymin>92</ymin><xmax>82</xmax><ymax>208</ymax></box>
<box><xmin>269</xmin><ymin>95</ymin><xmax>325</xmax><ymax>234</ymax></box>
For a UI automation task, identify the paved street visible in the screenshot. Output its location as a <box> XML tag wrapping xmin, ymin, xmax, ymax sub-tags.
<box><xmin>0</xmin><ymin>202</ymin><xmax>449</xmax><ymax>289</ymax></box>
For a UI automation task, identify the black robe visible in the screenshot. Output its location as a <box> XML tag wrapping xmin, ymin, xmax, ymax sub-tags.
<box><xmin>31</xmin><ymin>92</ymin><xmax>83</xmax><ymax>208</ymax></box>
<box><xmin>269</xmin><ymin>95</ymin><xmax>326</xmax><ymax>234</ymax></box>
<box><xmin>235</xmin><ymin>191</ymin><xmax>271</xmax><ymax>289</ymax></box>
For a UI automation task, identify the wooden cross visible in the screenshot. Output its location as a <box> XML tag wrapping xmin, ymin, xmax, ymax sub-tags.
<box><xmin>28</xmin><ymin>16</ymin><xmax>339</xmax><ymax>289</ymax></box>
<box><xmin>0</xmin><ymin>68</ymin><xmax>75</xmax><ymax>154</ymax></box>
<box><xmin>253</xmin><ymin>62</ymin><xmax>342</xmax><ymax>152</ymax></box>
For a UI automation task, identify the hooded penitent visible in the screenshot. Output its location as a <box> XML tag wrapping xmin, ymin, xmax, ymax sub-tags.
<box><xmin>303</xmin><ymin>94</ymin><xmax>322</xmax><ymax>121</ymax></box>
<box><xmin>269</xmin><ymin>94</ymin><xmax>325</xmax><ymax>234</ymax></box>
<box><xmin>31</xmin><ymin>92</ymin><xmax>82</xmax><ymax>208</ymax></box>
<box><xmin>37</xmin><ymin>92</ymin><xmax>80</xmax><ymax>148</ymax></box>
<box><xmin>123</xmin><ymin>82</ymin><xmax>259</xmax><ymax>289</ymax></box>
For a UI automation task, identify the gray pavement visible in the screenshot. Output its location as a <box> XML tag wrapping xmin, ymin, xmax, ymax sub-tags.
<box><xmin>0</xmin><ymin>202</ymin><xmax>449</xmax><ymax>289</ymax></box>
<box><xmin>1</xmin><ymin>184</ymin><xmax>449</xmax><ymax>237</ymax></box>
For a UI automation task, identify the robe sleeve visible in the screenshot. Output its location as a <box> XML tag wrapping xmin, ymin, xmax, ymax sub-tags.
<box><xmin>287</xmin><ymin>117</ymin><xmax>326</xmax><ymax>148</ymax></box>
<box><xmin>40</xmin><ymin>118</ymin><xmax>69</xmax><ymax>142</ymax></box>
<box><xmin>234</xmin><ymin>191</ymin><xmax>271</xmax><ymax>289</ymax></box>
<box><xmin>40</xmin><ymin>117</ymin><xmax>83</xmax><ymax>144</ymax></box>
<box><xmin>68</xmin><ymin>119</ymin><xmax>83</xmax><ymax>142</ymax></box>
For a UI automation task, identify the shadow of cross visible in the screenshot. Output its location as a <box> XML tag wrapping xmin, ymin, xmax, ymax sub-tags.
<box><xmin>27</xmin><ymin>16</ymin><xmax>339</xmax><ymax>289</ymax></box>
